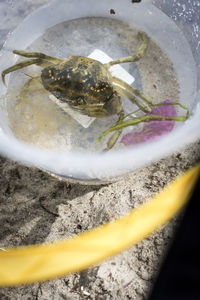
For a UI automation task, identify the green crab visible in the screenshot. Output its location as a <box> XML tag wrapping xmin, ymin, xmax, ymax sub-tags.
<box><xmin>1</xmin><ymin>32</ymin><xmax>189</xmax><ymax>149</ymax></box>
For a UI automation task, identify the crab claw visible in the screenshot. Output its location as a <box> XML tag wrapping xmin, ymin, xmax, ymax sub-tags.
<box><xmin>1</xmin><ymin>71</ymin><xmax>7</xmax><ymax>87</ymax></box>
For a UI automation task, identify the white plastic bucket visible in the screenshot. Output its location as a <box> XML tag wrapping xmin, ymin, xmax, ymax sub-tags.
<box><xmin>0</xmin><ymin>0</ymin><xmax>199</xmax><ymax>183</ymax></box>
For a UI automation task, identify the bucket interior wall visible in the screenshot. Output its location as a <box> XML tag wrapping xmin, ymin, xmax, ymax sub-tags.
<box><xmin>153</xmin><ymin>0</ymin><xmax>200</xmax><ymax>93</ymax></box>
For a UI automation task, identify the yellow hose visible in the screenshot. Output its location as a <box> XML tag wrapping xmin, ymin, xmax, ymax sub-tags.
<box><xmin>0</xmin><ymin>164</ymin><xmax>199</xmax><ymax>286</ymax></box>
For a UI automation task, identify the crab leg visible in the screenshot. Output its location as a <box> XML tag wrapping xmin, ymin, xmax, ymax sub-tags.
<box><xmin>1</xmin><ymin>58</ymin><xmax>54</xmax><ymax>86</ymax></box>
<box><xmin>114</xmin><ymin>85</ymin><xmax>151</xmax><ymax>113</ymax></box>
<box><xmin>104</xmin><ymin>110</ymin><xmax>125</xmax><ymax>150</ymax></box>
<box><xmin>13</xmin><ymin>50</ymin><xmax>63</xmax><ymax>64</ymax></box>
<box><xmin>97</xmin><ymin>105</ymin><xmax>189</xmax><ymax>144</ymax></box>
<box><xmin>112</xmin><ymin>76</ymin><xmax>154</xmax><ymax>108</ymax></box>
<box><xmin>105</xmin><ymin>31</ymin><xmax>148</xmax><ymax>68</ymax></box>
<box><xmin>113</xmin><ymin>77</ymin><xmax>189</xmax><ymax>114</ymax></box>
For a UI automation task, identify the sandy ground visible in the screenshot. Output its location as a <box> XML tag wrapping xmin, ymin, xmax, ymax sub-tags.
<box><xmin>0</xmin><ymin>1</ymin><xmax>200</xmax><ymax>299</ymax></box>
<box><xmin>0</xmin><ymin>143</ymin><xmax>200</xmax><ymax>300</ymax></box>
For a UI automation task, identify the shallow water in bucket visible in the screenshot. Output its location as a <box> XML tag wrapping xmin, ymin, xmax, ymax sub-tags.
<box><xmin>0</xmin><ymin>0</ymin><xmax>199</xmax><ymax>182</ymax></box>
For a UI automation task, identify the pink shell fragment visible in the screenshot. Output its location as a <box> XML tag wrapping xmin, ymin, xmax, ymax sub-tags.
<box><xmin>121</xmin><ymin>100</ymin><xmax>177</xmax><ymax>146</ymax></box>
